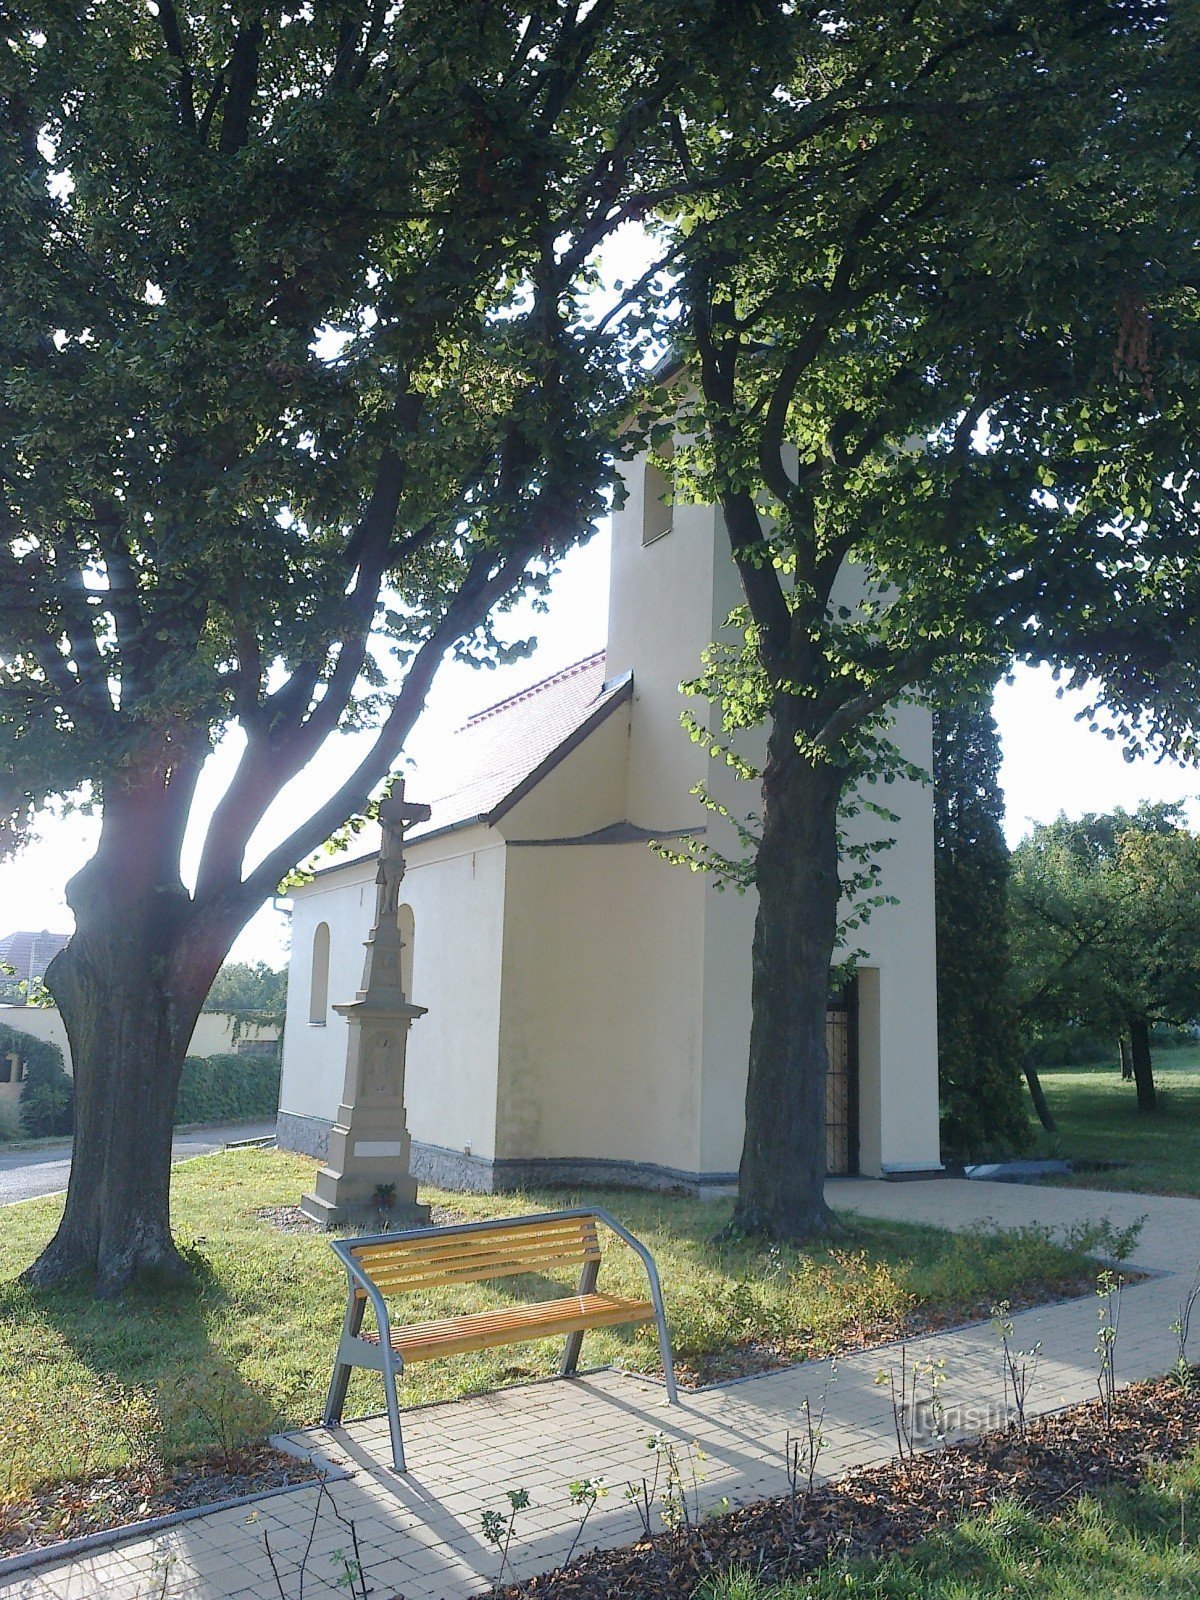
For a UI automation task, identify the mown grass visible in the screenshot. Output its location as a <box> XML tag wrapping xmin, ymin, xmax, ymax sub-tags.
<box><xmin>0</xmin><ymin>1148</ymin><xmax>1107</xmax><ymax>1501</ymax></box>
<box><xmin>1032</xmin><ymin>1042</ymin><xmax>1200</xmax><ymax>1198</ymax></box>
<box><xmin>702</xmin><ymin>1449</ymin><xmax>1200</xmax><ymax>1599</ymax></box>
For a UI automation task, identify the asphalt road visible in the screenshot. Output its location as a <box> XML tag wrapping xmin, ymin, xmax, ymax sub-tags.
<box><xmin>0</xmin><ymin>1120</ymin><xmax>276</xmax><ymax>1205</ymax></box>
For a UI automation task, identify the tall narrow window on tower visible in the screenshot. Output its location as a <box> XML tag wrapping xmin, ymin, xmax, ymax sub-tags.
<box><xmin>641</xmin><ymin>440</ymin><xmax>674</xmax><ymax>545</ymax></box>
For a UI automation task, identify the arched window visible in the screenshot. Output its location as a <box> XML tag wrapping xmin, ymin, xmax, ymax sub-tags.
<box><xmin>397</xmin><ymin>904</ymin><xmax>415</xmax><ymax>997</ymax></box>
<box><xmin>642</xmin><ymin>441</ymin><xmax>674</xmax><ymax>546</ymax></box>
<box><xmin>309</xmin><ymin>922</ymin><xmax>330</xmax><ymax>1025</ymax></box>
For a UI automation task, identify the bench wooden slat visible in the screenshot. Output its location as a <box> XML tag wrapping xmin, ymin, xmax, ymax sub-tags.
<box><xmin>361</xmin><ymin>1292</ymin><xmax>655</xmax><ymax>1363</ymax></box>
<box><xmin>355</xmin><ymin>1235</ymin><xmax>601</xmax><ymax>1273</ymax></box>
<box><xmin>349</xmin><ymin>1219</ymin><xmax>601</xmax><ymax>1291</ymax></box>
<box><xmin>351</xmin><ymin>1217</ymin><xmax>599</xmax><ymax>1268</ymax></box>
<box><xmin>351</xmin><ymin>1213</ymin><xmax>597</xmax><ymax>1249</ymax></box>
<box><xmin>358</xmin><ymin>1243</ymin><xmax>602</xmax><ymax>1292</ymax></box>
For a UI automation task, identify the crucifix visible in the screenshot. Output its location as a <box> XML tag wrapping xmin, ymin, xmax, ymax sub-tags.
<box><xmin>300</xmin><ymin>779</ymin><xmax>433</xmax><ymax>1228</ymax></box>
<box><xmin>375</xmin><ymin>783</ymin><xmax>427</xmax><ymax>924</ymax></box>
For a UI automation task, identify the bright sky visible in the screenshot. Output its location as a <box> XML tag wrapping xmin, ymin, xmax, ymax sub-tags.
<box><xmin>3</xmin><ymin>522</ymin><xmax>1197</xmax><ymax>969</ymax></box>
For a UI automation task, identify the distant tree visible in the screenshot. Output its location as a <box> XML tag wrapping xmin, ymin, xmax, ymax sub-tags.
<box><xmin>1010</xmin><ymin>805</ymin><xmax>1200</xmax><ymax>1113</ymax></box>
<box><xmin>202</xmin><ymin>961</ymin><xmax>287</xmax><ymax>1017</ymax></box>
<box><xmin>933</xmin><ymin>694</ymin><xmax>1029</xmax><ymax>1162</ymax></box>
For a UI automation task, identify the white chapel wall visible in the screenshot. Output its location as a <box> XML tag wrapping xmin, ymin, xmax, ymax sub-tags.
<box><xmin>495</xmin><ymin>840</ymin><xmax>708</xmax><ymax>1181</ymax></box>
<box><xmin>277</xmin><ymin>825</ymin><xmax>508</xmax><ymax>1168</ymax></box>
<box><xmin>609</xmin><ymin>439</ymin><xmax>942</xmax><ymax>1178</ymax></box>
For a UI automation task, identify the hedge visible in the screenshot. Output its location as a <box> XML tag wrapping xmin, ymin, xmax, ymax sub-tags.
<box><xmin>1</xmin><ymin>1029</ymin><xmax>280</xmax><ymax>1138</ymax></box>
<box><xmin>174</xmin><ymin>1053</ymin><xmax>281</xmax><ymax>1125</ymax></box>
<box><xmin>2</xmin><ymin>1022</ymin><xmax>72</xmax><ymax>1138</ymax></box>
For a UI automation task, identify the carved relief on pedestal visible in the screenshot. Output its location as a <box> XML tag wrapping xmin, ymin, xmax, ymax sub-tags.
<box><xmin>361</xmin><ymin>1029</ymin><xmax>397</xmax><ymax>1099</ymax></box>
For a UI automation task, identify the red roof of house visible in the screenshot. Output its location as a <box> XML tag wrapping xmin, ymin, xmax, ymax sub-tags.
<box><xmin>0</xmin><ymin>929</ymin><xmax>69</xmax><ymax>983</ymax></box>
<box><xmin>305</xmin><ymin>653</ymin><xmax>631</xmax><ymax>880</ymax></box>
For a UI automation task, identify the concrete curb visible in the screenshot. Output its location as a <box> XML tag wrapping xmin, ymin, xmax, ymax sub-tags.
<box><xmin>0</xmin><ymin>1466</ymin><xmax>349</xmax><ymax>1583</ymax></box>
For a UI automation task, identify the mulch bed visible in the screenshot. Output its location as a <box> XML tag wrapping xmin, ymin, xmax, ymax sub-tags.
<box><xmin>0</xmin><ymin>1445</ymin><xmax>321</xmax><ymax>1561</ymax></box>
<box><xmin>477</xmin><ymin>1371</ymin><xmax>1200</xmax><ymax>1600</ymax></box>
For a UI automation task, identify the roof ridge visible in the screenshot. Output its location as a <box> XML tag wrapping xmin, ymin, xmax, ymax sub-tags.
<box><xmin>462</xmin><ymin>650</ymin><xmax>605</xmax><ymax>728</ymax></box>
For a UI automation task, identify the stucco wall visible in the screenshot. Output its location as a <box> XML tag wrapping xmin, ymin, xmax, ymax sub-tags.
<box><xmin>691</xmin><ymin>699</ymin><xmax>942</xmax><ymax>1178</ymax></box>
<box><xmin>609</xmin><ymin>446</ymin><xmax>941</xmax><ymax>1178</ymax></box>
<box><xmin>841</xmin><ymin>699</ymin><xmax>942</xmax><ymax>1173</ymax></box>
<box><xmin>498</xmin><ymin>699</ymin><xmax>632</xmax><ymax>840</ymax></box>
<box><xmin>278</xmin><ymin>825</ymin><xmax>507</xmax><ymax>1163</ymax></box>
<box><xmin>495</xmin><ymin>840</ymin><xmax>708</xmax><ymax>1178</ymax></box>
<box><xmin>604</xmin><ymin>457</ymin><xmax>720</xmax><ymax>830</ymax></box>
<box><xmin>0</xmin><ymin>1004</ymin><xmax>278</xmax><ymax>1074</ymax></box>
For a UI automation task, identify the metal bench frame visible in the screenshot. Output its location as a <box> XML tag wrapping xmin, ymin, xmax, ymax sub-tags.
<box><xmin>323</xmin><ymin>1206</ymin><xmax>678</xmax><ymax>1471</ymax></box>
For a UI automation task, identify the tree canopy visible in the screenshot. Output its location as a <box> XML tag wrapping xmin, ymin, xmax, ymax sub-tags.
<box><xmin>202</xmin><ymin>959</ymin><xmax>286</xmax><ymax>1016</ymax></box>
<box><xmin>1010</xmin><ymin>804</ymin><xmax>1200</xmax><ymax>1112</ymax></box>
<box><xmin>933</xmin><ymin>694</ymin><xmax>1029</xmax><ymax>1162</ymax></box>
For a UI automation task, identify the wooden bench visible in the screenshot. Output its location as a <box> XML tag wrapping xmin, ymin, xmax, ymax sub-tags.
<box><xmin>323</xmin><ymin>1207</ymin><xmax>678</xmax><ymax>1470</ymax></box>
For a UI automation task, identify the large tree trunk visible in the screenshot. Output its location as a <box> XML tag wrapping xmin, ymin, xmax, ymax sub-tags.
<box><xmin>1118</xmin><ymin>1034</ymin><xmax>1132</xmax><ymax>1080</ymax></box>
<box><xmin>733</xmin><ymin>706</ymin><xmax>839</xmax><ymax>1241</ymax></box>
<box><xmin>21</xmin><ymin>749</ymin><xmax>229</xmax><ymax>1297</ymax></box>
<box><xmin>1126</xmin><ymin>1014</ymin><xmax>1158</xmax><ymax>1113</ymax></box>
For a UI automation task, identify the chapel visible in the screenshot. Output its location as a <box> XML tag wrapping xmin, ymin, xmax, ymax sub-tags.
<box><xmin>276</xmin><ymin>444</ymin><xmax>942</xmax><ymax>1188</ymax></box>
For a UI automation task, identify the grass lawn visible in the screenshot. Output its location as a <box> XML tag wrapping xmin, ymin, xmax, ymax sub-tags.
<box><xmin>1030</xmin><ymin>1042</ymin><xmax>1200</xmax><ymax>1197</ymax></box>
<box><xmin>702</xmin><ymin>1449</ymin><xmax>1200</xmax><ymax>1599</ymax></box>
<box><xmin>0</xmin><ymin>1148</ymin><xmax>1111</xmax><ymax>1503</ymax></box>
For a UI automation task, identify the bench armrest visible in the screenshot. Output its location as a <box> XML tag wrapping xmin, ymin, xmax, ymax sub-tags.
<box><xmin>589</xmin><ymin>1208</ymin><xmax>669</xmax><ymax>1311</ymax></box>
<box><xmin>332</xmin><ymin>1241</ymin><xmax>400</xmax><ymax>1364</ymax></box>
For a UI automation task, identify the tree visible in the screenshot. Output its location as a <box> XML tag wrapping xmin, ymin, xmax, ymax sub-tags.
<box><xmin>647</xmin><ymin>1</ymin><xmax>1200</xmax><ymax>1237</ymax></box>
<box><xmin>0</xmin><ymin>3</ymin><xmax>780</xmax><ymax>1292</ymax></box>
<box><xmin>203</xmin><ymin>957</ymin><xmax>287</xmax><ymax>1044</ymax></box>
<box><xmin>932</xmin><ymin>693</ymin><xmax>1029</xmax><ymax>1162</ymax></box>
<box><xmin>202</xmin><ymin>961</ymin><xmax>287</xmax><ymax>1016</ymax></box>
<box><xmin>1010</xmin><ymin>805</ymin><xmax>1200</xmax><ymax>1114</ymax></box>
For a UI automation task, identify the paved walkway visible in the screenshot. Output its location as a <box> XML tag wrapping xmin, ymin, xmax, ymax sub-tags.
<box><xmin>5</xmin><ymin>1178</ymin><xmax>1196</xmax><ymax>1600</ymax></box>
<box><xmin>0</xmin><ymin>1123</ymin><xmax>276</xmax><ymax>1206</ymax></box>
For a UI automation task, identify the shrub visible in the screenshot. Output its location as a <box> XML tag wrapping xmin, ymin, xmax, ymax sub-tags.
<box><xmin>174</xmin><ymin>1053</ymin><xmax>280</xmax><ymax>1125</ymax></box>
<box><xmin>2</xmin><ymin>1023</ymin><xmax>73</xmax><ymax>1138</ymax></box>
<box><xmin>1</xmin><ymin>1033</ymin><xmax>277</xmax><ymax>1137</ymax></box>
<box><xmin>666</xmin><ymin>1249</ymin><xmax>916</xmax><ymax>1367</ymax></box>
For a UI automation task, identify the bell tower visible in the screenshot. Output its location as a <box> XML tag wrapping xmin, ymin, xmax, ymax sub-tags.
<box><xmin>604</xmin><ymin>447</ymin><xmax>745</xmax><ymax>829</ymax></box>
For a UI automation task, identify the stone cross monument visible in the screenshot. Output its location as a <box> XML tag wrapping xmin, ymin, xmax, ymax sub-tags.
<box><xmin>300</xmin><ymin>781</ymin><xmax>433</xmax><ymax>1228</ymax></box>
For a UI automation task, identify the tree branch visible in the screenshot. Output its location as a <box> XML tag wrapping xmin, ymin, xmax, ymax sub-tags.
<box><xmin>218</xmin><ymin>14</ymin><xmax>266</xmax><ymax>156</ymax></box>
<box><xmin>155</xmin><ymin>0</ymin><xmax>197</xmax><ymax>133</ymax></box>
<box><xmin>233</xmin><ymin>544</ymin><xmax>536</xmax><ymax>910</ymax></box>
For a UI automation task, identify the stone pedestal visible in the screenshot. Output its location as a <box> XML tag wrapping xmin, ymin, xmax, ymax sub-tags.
<box><xmin>299</xmin><ymin>996</ymin><xmax>432</xmax><ymax>1228</ymax></box>
<box><xmin>300</xmin><ymin>783</ymin><xmax>432</xmax><ymax>1230</ymax></box>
